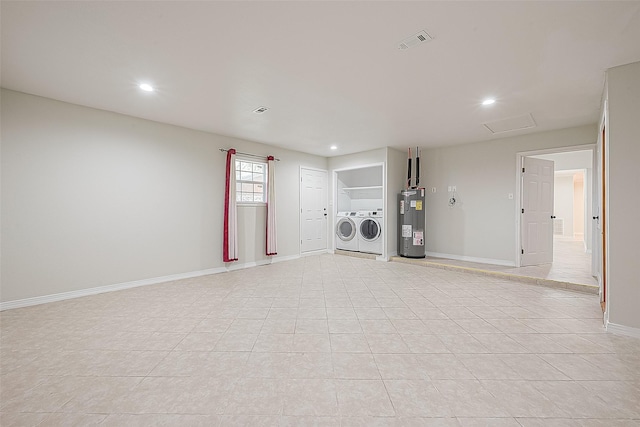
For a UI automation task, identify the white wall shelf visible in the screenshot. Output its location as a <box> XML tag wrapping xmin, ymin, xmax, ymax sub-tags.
<box><xmin>335</xmin><ymin>166</ymin><xmax>384</xmax><ymax>211</ymax></box>
<box><xmin>340</xmin><ymin>185</ymin><xmax>383</xmax><ymax>204</ymax></box>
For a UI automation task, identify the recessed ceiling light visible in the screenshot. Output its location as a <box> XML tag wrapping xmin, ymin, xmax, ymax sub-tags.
<box><xmin>482</xmin><ymin>98</ymin><xmax>496</xmax><ymax>106</ymax></box>
<box><xmin>330</xmin><ymin>145</ymin><xmax>337</xmax><ymax>150</ymax></box>
<box><xmin>139</xmin><ymin>83</ymin><xmax>154</xmax><ymax>92</ymax></box>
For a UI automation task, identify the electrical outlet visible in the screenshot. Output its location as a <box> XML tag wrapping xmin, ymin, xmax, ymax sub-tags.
<box><xmin>508</xmin><ymin>193</ymin><xmax>514</xmax><ymax>200</ymax></box>
<box><xmin>448</xmin><ymin>186</ymin><xmax>452</xmax><ymax>192</ymax></box>
<box><xmin>431</xmin><ymin>187</ymin><xmax>436</xmax><ymax>193</ymax></box>
<box><xmin>452</xmin><ymin>186</ymin><xmax>456</xmax><ymax>192</ymax></box>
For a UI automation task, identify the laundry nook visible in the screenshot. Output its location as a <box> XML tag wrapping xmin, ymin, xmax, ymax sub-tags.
<box><xmin>334</xmin><ymin>165</ymin><xmax>384</xmax><ymax>256</ymax></box>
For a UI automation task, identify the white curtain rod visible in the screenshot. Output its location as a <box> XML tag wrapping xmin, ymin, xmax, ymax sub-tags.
<box><xmin>219</xmin><ymin>148</ymin><xmax>280</xmax><ymax>161</ymax></box>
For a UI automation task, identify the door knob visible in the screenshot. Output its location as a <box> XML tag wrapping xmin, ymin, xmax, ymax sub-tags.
<box><xmin>593</xmin><ymin>216</ymin><xmax>599</xmax><ymax>220</ymax></box>
<box><xmin>551</xmin><ymin>216</ymin><xmax>556</xmax><ymax>219</ymax></box>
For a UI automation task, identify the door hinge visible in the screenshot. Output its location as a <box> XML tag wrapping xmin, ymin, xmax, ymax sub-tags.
<box><xmin>521</xmin><ymin>208</ymin><xmax>524</xmax><ymax>214</ymax></box>
<box><xmin>521</xmin><ymin>249</ymin><xmax>524</xmax><ymax>255</ymax></box>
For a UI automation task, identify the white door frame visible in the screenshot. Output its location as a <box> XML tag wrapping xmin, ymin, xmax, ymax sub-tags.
<box><xmin>331</xmin><ymin>162</ymin><xmax>386</xmax><ymax>260</ymax></box>
<box><xmin>598</xmin><ymin>100</ymin><xmax>610</xmax><ymax>324</ymax></box>
<box><xmin>299</xmin><ymin>166</ymin><xmax>329</xmax><ymax>255</ymax></box>
<box><xmin>515</xmin><ymin>144</ymin><xmax>596</xmax><ymax>267</ymax></box>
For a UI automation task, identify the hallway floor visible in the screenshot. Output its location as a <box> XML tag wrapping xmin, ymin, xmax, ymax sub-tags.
<box><xmin>422</xmin><ymin>237</ymin><xmax>598</xmax><ymax>288</ymax></box>
<box><xmin>2</xmin><ymin>254</ymin><xmax>638</xmax><ymax>426</ymax></box>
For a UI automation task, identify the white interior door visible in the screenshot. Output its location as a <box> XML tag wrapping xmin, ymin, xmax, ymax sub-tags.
<box><xmin>521</xmin><ymin>157</ymin><xmax>555</xmax><ymax>266</ymax></box>
<box><xmin>300</xmin><ymin>168</ymin><xmax>327</xmax><ymax>253</ymax></box>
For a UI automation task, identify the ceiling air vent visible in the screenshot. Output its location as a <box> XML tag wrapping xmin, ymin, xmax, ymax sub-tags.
<box><xmin>398</xmin><ymin>30</ymin><xmax>433</xmax><ymax>50</ymax></box>
<box><xmin>252</xmin><ymin>106</ymin><xmax>269</xmax><ymax>114</ymax></box>
<box><xmin>483</xmin><ymin>113</ymin><xmax>537</xmax><ymax>134</ymax></box>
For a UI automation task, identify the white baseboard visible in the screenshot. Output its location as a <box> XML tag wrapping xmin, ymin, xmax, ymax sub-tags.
<box><xmin>300</xmin><ymin>249</ymin><xmax>330</xmax><ymax>257</ymax></box>
<box><xmin>271</xmin><ymin>254</ymin><xmax>301</xmax><ymax>264</ymax></box>
<box><xmin>1</xmin><ymin>254</ymin><xmax>303</xmax><ymax>312</ymax></box>
<box><xmin>425</xmin><ymin>251</ymin><xmax>516</xmax><ymax>267</ymax></box>
<box><xmin>0</xmin><ymin>267</ymin><xmax>219</xmax><ymax>311</ymax></box>
<box><xmin>226</xmin><ymin>261</ymin><xmax>261</xmax><ymax>271</ymax></box>
<box><xmin>606</xmin><ymin>321</ymin><xmax>640</xmax><ymax>339</ymax></box>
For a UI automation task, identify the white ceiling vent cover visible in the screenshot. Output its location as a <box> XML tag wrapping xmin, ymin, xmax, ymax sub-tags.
<box><xmin>483</xmin><ymin>113</ymin><xmax>537</xmax><ymax>134</ymax></box>
<box><xmin>398</xmin><ymin>30</ymin><xmax>433</xmax><ymax>50</ymax></box>
<box><xmin>253</xmin><ymin>106</ymin><xmax>269</xmax><ymax>114</ymax></box>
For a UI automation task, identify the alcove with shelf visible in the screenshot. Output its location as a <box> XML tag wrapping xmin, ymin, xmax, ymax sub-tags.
<box><xmin>336</xmin><ymin>165</ymin><xmax>383</xmax><ymax>212</ymax></box>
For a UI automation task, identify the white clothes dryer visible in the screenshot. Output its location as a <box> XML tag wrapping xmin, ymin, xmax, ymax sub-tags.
<box><xmin>336</xmin><ymin>212</ymin><xmax>360</xmax><ymax>252</ymax></box>
<box><xmin>357</xmin><ymin>210</ymin><xmax>383</xmax><ymax>255</ymax></box>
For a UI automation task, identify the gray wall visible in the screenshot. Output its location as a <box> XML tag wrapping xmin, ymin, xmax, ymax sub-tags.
<box><xmin>1</xmin><ymin>89</ymin><xmax>326</xmax><ymax>303</ymax></box>
<box><xmin>421</xmin><ymin>124</ymin><xmax>597</xmax><ymax>264</ymax></box>
<box><xmin>385</xmin><ymin>147</ymin><xmax>407</xmax><ymax>258</ymax></box>
<box><xmin>606</xmin><ymin>61</ymin><xmax>640</xmax><ymax>331</ymax></box>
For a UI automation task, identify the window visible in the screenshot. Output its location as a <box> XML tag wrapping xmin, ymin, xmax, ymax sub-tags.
<box><xmin>235</xmin><ymin>159</ymin><xmax>267</xmax><ymax>203</ymax></box>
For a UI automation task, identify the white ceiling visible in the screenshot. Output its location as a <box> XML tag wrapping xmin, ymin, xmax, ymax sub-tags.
<box><xmin>2</xmin><ymin>1</ymin><xmax>640</xmax><ymax>157</ymax></box>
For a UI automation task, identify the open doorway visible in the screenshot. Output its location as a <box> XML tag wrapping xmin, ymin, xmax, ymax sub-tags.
<box><xmin>517</xmin><ymin>147</ymin><xmax>597</xmax><ymax>286</ymax></box>
<box><xmin>552</xmin><ymin>169</ymin><xmax>587</xmax><ymax>244</ymax></box>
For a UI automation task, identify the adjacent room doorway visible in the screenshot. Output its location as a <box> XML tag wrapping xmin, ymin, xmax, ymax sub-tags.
<box><xmin>516</xmin><ymin>146</ymin><xmax>597</xmax><ymax>285</ymax></box>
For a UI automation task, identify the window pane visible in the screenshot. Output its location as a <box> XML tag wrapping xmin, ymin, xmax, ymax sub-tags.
<box><xmin>234</xmin><ymin>159</ymin><xmax>267</xmax><ymax>204</ymax></box>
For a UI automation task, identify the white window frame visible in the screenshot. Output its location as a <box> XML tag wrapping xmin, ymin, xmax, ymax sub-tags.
<box><xmin>235</xmin><ymin>157</ymin><xmax>268</xmax><ymax>206</ymax></box>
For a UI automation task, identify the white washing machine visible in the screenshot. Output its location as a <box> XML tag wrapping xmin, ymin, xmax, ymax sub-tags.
<box><xmin>357</xmin><ymin>210</ymin><xmax>383</xmax><ymax>255</ymax></box>
<box><xmin>336</xmin><ymin>212</ymin><xmax>360</xmax><ymax>252</ymax></box>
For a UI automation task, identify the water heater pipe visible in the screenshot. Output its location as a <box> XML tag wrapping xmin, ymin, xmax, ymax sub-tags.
<box><xmin>415</xmin><ymin>146</ymin><xmax>420</xmax><ymax>188</ymax></box>
<box><xmin>407</xmin><ymin>148</ymin><xmax>412</xmax><ymax>189</ymax></box>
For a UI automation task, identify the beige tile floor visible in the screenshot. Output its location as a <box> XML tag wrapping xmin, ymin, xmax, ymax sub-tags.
<box><xmin>2</xmin><ymin>254</ymin><xmax>639</xmax><ymax>426</ymax></box>
<box><xmin>422</xmin><ymin>237</ymin><xmax>599</xmax><ymax>287</ymax></box>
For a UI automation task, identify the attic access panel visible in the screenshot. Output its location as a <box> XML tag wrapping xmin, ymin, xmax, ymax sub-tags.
<box><xmin>483</xmin><ymin>113</ymin><xmax>537</xmax><ymax>134</ymax></box>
